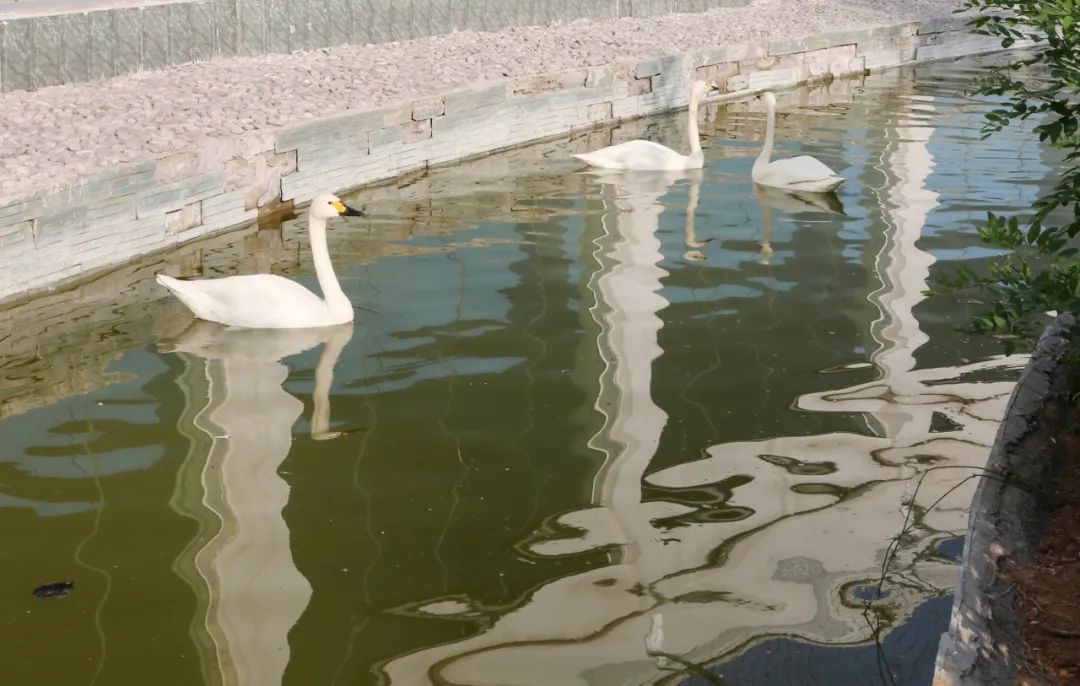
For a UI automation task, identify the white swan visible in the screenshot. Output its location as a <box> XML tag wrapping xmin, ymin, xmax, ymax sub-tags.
<box><xmin>573</xmin><ymin>80</ymin><xmax>720</xmax><ymax>170</ymax></box>
<box><xmin>157</xmin><ymin>193</ymin><xmax>364</xmax><ymax>329</ymax></box>
<box><xmin>752</xmin><ymin>91</ymin><xmax>845</xmax><ymax>193</ymax></box>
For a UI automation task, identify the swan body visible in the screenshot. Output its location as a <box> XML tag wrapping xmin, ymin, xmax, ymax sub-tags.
<box><xmin>157</xmin><ymin>193</ymin><xmax>364</xmax><ymax>329</ymax></box>
<box><xmin>752</xmin><ymin>91</ymin><xmax>845</xmax><ymax>193</ymax></box>
<box><xmin>574</xmin><ymin>80</ymin><xmax>719</xmax><ymax>171</ymax></box>
<box><xmin>157</xmin><ymin>273</ymin><xmax>342</xmax><ymax>329</ymax></box>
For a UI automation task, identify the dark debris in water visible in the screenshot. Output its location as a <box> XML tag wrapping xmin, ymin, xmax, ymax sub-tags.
<box><xmin>930</xmin><ymin>411</ymin><xmax>965</xmax><ymax>434</ymax></box>
<box><xmin>33</xmin><ymin>580</ymin><xmax>74</xmax><ymax>599</ymax></box>
<box><xmin>851</xmin><ymin>583</ymin><xmax>891</xmax><ymax>602</ymax></box>
<box><xmin>759</xmin><ymin>453</ymin><xmax>837</xmax><ymax>476</ymax></box>
<box><xmin>935</xmin><ymin>536</ymin><xmax>965</xmax><ymax>562</ymax></box>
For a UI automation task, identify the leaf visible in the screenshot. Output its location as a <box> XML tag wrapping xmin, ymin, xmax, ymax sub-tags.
<box><xmin>1028</xmin><ymin>222</ymin><xmax>1043</xmax><ymax>243</ymax></box>
<box><xmin>930</xmin><ymin>0</ymin><xmax>1080</xmax><ymax>345</ymax></box>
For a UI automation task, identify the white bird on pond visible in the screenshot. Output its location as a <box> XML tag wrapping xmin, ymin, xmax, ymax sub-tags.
<box><xmin>752</xmin><ymin>91</ymin><xmax>845</xmax><ymax>193</ymax></box>
<box><xmin>156</xmin><ymin>193</ymin><xmax>365</xmax><ymax>329</ymax></box>
<box><xmin>573</xmin><ymin>80</ymin><xmax>721</xmax><ymax>171</ymax></box>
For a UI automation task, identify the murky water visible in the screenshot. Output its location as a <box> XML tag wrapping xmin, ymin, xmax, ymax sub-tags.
<box><xmin>0</xmin><ymin>54</ymin><xmax>1058</xmax><ymax>685</ymax></box>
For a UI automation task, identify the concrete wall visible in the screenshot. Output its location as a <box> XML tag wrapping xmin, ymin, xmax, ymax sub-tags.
<box><xmin>0</xmin><ymin>0</ymin><xmax>752</xmax><ymax>92</ymax></box>
<box><xmin>0</xmin><ymin>14</ymin><xmax>1014</xmax><ymax>304</ymax></box>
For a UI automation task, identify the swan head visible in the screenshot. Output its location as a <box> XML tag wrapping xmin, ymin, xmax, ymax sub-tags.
<box><xmin>309</xmin><ymin>193</ymin><xmax>365</xmax><ymax>221</ymax></box>
<box><xmin>692</xmin><ymin>80</ymin><xmax>722</xmax><ymax>100</ymax></box>
<box><xmin>760</xmin><ymin>91</ymin><xmax>777</xmax><ymax>107</ymax></box>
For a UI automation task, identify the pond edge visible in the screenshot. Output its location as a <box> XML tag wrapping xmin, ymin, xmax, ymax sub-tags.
<box><xmin>933</xmin><ymin>314</ymin><xmax>1075</xmax><ymax>685</ymax></box>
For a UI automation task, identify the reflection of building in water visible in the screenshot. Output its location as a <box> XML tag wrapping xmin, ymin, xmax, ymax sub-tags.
<box><xmin>383</xmin><ymin>164</ymin><xmax>704</xmax><ymax>686</ymax></box>
<box><xmin>167</xmin><ymin>322</ymin><xmax>352</xmax><ymax>686</ymax></box>
<box><xmin>380</xmin><ymin>73</ymin><xmax>1025</xmax><ymax>685</ymax></box>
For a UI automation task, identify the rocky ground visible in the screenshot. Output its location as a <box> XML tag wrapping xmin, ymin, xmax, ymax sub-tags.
<box><xmin>0</xmin><ymin>0</ymin><xmax>963</xmax><ymax>204</ymax></box>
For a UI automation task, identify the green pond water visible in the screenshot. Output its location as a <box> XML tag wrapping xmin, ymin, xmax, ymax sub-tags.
<box><xmin>0</xmin><ymin>53</ymin><xmax>1059</xmax><ymax>685</ymax></box>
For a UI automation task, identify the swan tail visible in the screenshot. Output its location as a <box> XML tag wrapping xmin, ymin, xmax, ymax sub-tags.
<box><xmin>789</xmin><ymin>176</ymin><xmax>846</xmax><ymax>194</ymax></box>
<box><xmin>573</xmin><ymin>152</ymin><xmax>621</xmax><ymax>170</ymax></box>
<box><xmin>157</xmin><ymin>273</ymin><xmax>220</xmax><ymax>321</ymax></box>
<box><xmin>821</xmin><ymin>176</ymin><xmax>846</xmax><ymax>192</ymax></box>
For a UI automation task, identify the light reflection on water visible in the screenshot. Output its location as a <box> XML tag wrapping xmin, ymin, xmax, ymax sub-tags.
<box><xmin>0</xmin><ymin>53</ymin><xmax>1055</xmax><ymax>685</ymax></box>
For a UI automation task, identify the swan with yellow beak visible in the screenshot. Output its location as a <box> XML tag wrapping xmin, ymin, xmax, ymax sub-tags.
<box><xmin>157</xmin><ymin>193</ymin><xmax>365</xmax><ymax>329</ymax></box>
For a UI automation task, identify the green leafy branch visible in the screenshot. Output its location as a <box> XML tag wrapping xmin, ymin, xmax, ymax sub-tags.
<box><xmin>927</xmin><ymin>0</ymin><xmax>1080</xmax><ymax>342</ymax></box>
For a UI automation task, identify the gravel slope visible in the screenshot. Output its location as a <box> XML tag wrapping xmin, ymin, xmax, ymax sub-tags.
<box><xmin>0</xmin><ymin>0</ymin><xmax>963</xmax><ymax>204</ymax></box>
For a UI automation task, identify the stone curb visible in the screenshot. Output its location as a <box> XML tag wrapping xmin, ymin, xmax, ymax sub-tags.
<box><xmin>933</xmin><ymin>314</ymin><xmax>1075</xmax><ymax>685</ymax></box>
<box><xmin>0</xmin><ymin>12</ymin><xmax>1025</xmax><ymax>305</ymax></box>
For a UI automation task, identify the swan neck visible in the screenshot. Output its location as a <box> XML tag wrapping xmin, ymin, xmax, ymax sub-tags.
<box><xmin>686</xmin><ymin>174</ymin><xmax>700</xmax><ymax>245</ymax></box>
<box><xmin>308</xmin><ymin>215</ymin><xmax>352</xmax><ymax>322</ymax></box>
<box><xmin>687</xmin><ymin>90</ymin><xmax>703</xmax><ymax>159</ymax></box>
<box><xmin>311</xmin><ymin>326</ymin><xmax>350</xmax><ymax>439</ymax></box>
<box><xmin>754</xmin><ymin>98</ymin><xmax>776</xmax><ymax>174</ymax></box>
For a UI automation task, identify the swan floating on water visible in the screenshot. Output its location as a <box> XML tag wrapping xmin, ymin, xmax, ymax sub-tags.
<box><xmin>573</xmin><ymin>80</ymin><xmax>720</xmax><ymax>171</ymax></box>
<box><xmin>157</xmin><ymin>193</ymin><xmax>364</xmax><ymax>329</ymax></box>
<box><xmin>752</xmin><ymin>91</ymin><xmax>845</xmax><ymax>193</ymax></box>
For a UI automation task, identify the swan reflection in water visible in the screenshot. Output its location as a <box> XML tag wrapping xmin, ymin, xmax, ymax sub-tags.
<box><xmin>583</xmin><ymin>167</ymin><xmax>711</xmax><ymax>263</ymax></box>
<box><xmin>162</xmin><ymin>321</ymin><xmax>353</xmax><ymax>686</ymax></box>
<box><xmin>680</xmin><ymin>170</ymin><xmax>710</xmax><ymax>262</ymax></box>
<box><xmin>752</xmin><ymin>183</ymin><xmax>845</xmax><ymax>265</ymax></box>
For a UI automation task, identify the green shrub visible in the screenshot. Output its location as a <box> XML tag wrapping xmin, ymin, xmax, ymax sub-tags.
<box><xmin>928</xmin><ymin>0</ymin><xmax>1080</xmax><ymax>341</ymax></box>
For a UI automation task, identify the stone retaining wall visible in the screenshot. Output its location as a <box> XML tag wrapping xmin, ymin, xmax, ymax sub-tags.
<box><xmin>0</xmin><ymin>14</ymin><xmax>1013</xmax><ymax>304</ymax></box>
<box><xmin>0</xmin><ymin>0</ymin><xmax>753</xmax><ymax>92</ymax></box>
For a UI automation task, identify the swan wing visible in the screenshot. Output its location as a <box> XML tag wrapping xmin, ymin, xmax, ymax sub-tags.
<box><xmin>756</xmin><ymin>156</ymin><xmax>845</xmax><ymax>192</ymax></box>
<box><xmin>574</xmin><ymin>140</ymin><xmax>688</xmax><ymax>171</ymax></box>
<box><xmin>157</xmin><ymin>273</ymin><xmax>331</xmax><ymax>328</ymax></box>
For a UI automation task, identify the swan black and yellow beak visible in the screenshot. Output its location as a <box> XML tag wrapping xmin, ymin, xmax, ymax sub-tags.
<box><xmin>705</xmin><ymin>81</ymin><xmax>722</xmax><ymax>93</ymax></box>
<box><xmin>331</xmin><ymin>200</ymin><xmax>365</xmax><ymax>217</ymax></box>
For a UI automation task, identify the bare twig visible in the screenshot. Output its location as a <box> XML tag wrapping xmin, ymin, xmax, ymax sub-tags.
<box><xmin>1036</xmin><ymin>623</ymin><xmax>1080</xmax><ymax>639</ymax></box>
